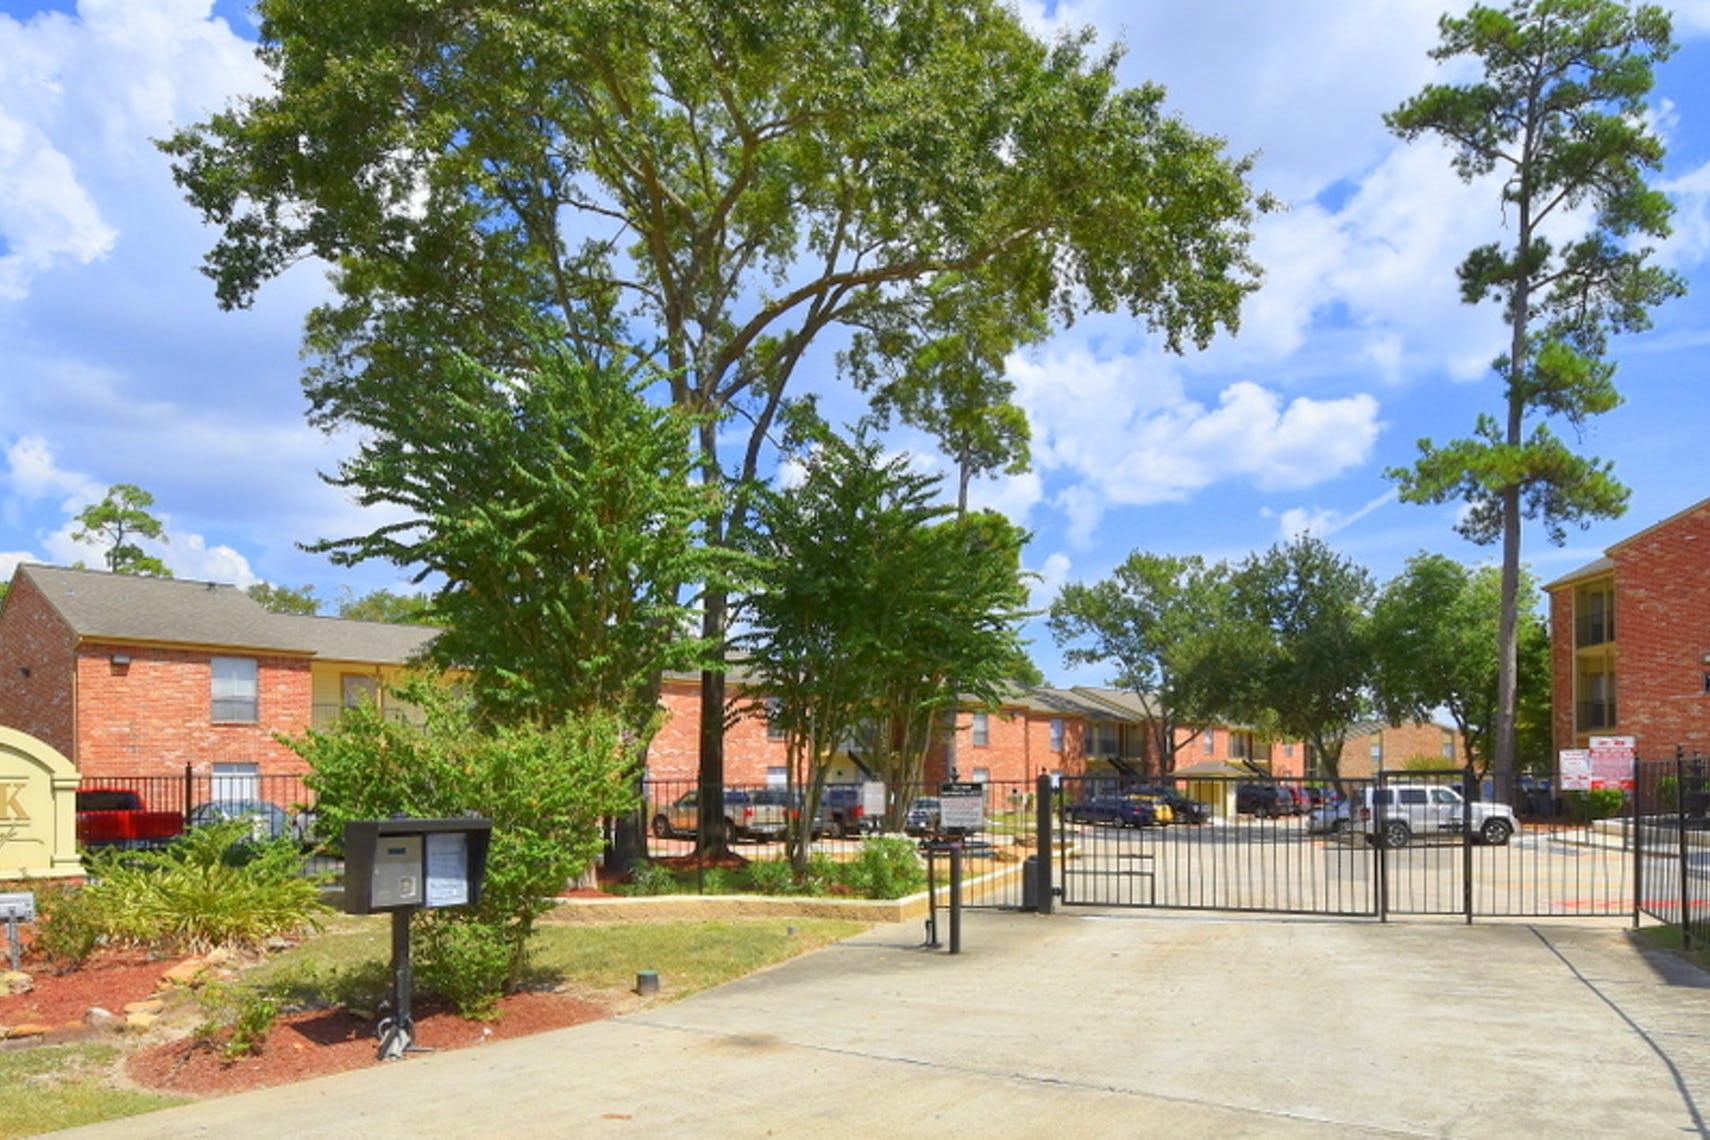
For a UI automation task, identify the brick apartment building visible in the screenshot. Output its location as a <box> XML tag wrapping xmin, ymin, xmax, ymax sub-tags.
<box><xmin>1546</xmin><ymin>495</ymin><xmax>1710</xmax><ymax>760</ymax></box>
<box><xmin>1338</xmin><ymin>719</ymin><xmax>1463</xmax><ymax>778</ymax></box>
<box><xmin>0</xmin><ymin>564</ymin><xmax>436</xmax><ymax>787</ymax></box>
<box><xmin>3</xmin><ymin>562</ymin><xmax>1340</xmax><ymax>794</ymax></box>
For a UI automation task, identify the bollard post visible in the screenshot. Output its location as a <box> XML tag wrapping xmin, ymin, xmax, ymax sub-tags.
<box><xmin>948</xmin><ymin>842</ymin><xmax>962</xmax><ymax>955</ymax></box>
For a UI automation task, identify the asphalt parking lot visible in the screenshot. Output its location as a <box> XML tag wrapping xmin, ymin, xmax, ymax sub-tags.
<box><xmin>53</xmin><ymin>908</ymin><xmax>1710</xmax><ymax>1138</ymax></box>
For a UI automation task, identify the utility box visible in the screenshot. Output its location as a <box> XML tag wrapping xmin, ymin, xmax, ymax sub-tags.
<box><xmin>343</xmin><ymin>818</ymin><xmax>493</xmax><ymax>915</ymax></box>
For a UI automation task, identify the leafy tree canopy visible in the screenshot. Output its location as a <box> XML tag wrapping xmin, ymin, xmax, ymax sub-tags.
<box><xmin>1049</xmin><ymin>551</ymin><xmax>1231</xmax><ymax>773</ymax></box>
<box><xmin>1384</xmin><ymin>0</ymin><xmax>1684</xmax><ymax>790</ymax></box>
<box><xmin>1222</xmin><ymin>536</ymin><xmax>1375</xmax><ymax>782</ymax></box>
<box><xmin>247</xmin><ymin>582</ymin><xmax>321</xmax><ymax>614</ymax></box>
<box><xmin>71</xmin><ymin>483</ymin><xmax>171</xmax><ymax>577</ymax></box>
<box><xmin>736</xmin><ymin>429</ymin><xmax>1031</xmax><ymax>852</ymax></box>
<box><xmin>163</xmin><ymin>0</ymin><xmax>1268</xmax><ymax>821</ymax></box>
<box><xmin>333</xmin><ymin>588</ymin><xmax>434</xmax><ymax>626</ymax></box>
<box><xmin>311</xmin><ymin>350</ymin><xmax>720</xmax><ymax>733</ymax></box>
<box><xmin>1370</xmin><ymin>554</ymin><xmax>1550</xmax><ymax>777</ymax></box>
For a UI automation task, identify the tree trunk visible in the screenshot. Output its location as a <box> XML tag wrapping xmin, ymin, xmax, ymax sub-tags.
<box><xmin>698</xmin><ymin>590</ymin><xmax>729</xmax><ymax>858</ymax></box>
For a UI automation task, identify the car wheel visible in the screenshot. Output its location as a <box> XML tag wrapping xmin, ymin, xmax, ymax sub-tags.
<box><xmin>1480</xmin><ymin>818</ymin><xmax>1513</xmax><ymax>846</ymax></box>
<box><xmin>1381</xmin><ymin>820</ymin><xmax>1411</xmax><ymax>849</ymax></box>
<box><xmin>721</xmin><ymin>817</ymin><xmax>740</xmax><ymax>845</ymax></box>
<box><xmin>1328</xmin><ymin>818</ymin><xmax>1345</xmax><ymax>835</ymax></box>
<box><xmin>651</xmin><ymin>814</ymin><xmax>672</xmax><ymax>839</ymax></box>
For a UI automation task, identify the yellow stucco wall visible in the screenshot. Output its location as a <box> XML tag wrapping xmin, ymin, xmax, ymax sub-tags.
<box><xmin>0</xmin><ymin>725</ymin><xmax>83</xmax><ymax>879</ymax></box>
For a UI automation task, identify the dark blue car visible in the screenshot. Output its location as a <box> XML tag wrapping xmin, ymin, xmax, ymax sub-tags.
<box><xmin>1064</xmin><ymin>795</ymin><xmax>1157</xmax><ymax>828</ymax></box>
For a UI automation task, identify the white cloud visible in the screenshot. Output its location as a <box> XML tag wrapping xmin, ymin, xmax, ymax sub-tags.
<box><xmin>1026</xmin><ymin>550</ymin><xmax>1073</xmax><ymax>613</ymax></box>
<box><xmin>1659</xmin><ymin>158</ymin><xmax>1710</xmax><ymax>271</ymax></box>
<box><xmin>1266</xmin><ymin>490</ymin><xmax>1398</xmax><ymax>542</ymax></box>
<box><xmin>1012</xmin><ymin>351</ymin><xmax>1383</xmax><ymax>526</ymax></box>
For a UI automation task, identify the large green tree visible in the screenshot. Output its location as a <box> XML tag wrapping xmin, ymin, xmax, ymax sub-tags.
<box><xmin>737</xmin><ymin>431</ymin><xmax>1030</xmax><ymax>865</ymax></box>
<box><xmin>1370</xmin><ymin>554</ymin><xmax>1551</xmax><ymax>779</ymax></box>
<box><xmin>1385</xmin><ymin>0</ymin><xmax>1684</xmax><ymax>797</ymax></box>
<box><xmin>1048</xmin><ymin>551</ymin><xmax>1231</xmax><ymax>775</ymax></box>
<box><xmin>1223</xmin><ymin>536</ymin><xmax>1375</xmax><ymax>782</ymax></box>
<box><xmin>247</xmin><ymin>582</ymin><xmax>321</xmax><ymax>614</ymax></box>
<box><xmin>309</xmin><ymin>350</ymin><xmax>716</xmax><ymax>735</ymax></box>
<box><xmin>162</xmin><ymin>0</ymin><xmax>1266</xmax><ymax>848</ymax></box>
<box><xmin>71</xmin><ymin>484</ymin><xmax>171</xmax><ymax>577</ymax></box>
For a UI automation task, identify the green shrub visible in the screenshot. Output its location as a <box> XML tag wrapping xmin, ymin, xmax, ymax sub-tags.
<box><xmin>30</xmin><ymin>881</ymin><xmax>106</xmax><ymax>968</ymax></box>
<box><xmin>1565</xmin><ymin>788</ymin><xmax>1626</xmax><ymax>822</ymax></box>
<box><xmin>746</xmin><ymin>859</ymin><xmax>798</xmax><ymax>896</ymax></box>
<box><xmin>194</xmin><ymin>982</ymin><xmax>283</xmax><ymax>1060</ymax></box>
<box><xmin>1657</xmin><ymin>776</ymin><xmax>1679</xmax><ymax>811</ymax></box>
<box><xmin>620</xmin><ymin>861</ymin><xmax>680</xmax><ymax>896</ymax></box>
<box><xmin>78</xmin><ymin>820</ymin><xmax>329</xmax><ymax>954</ymax></box>
<box><xmin>833</xmin><ymin>836</ymin><xmax>925</xmax><ymax>899</ymax></box>
<box><xmin>416</xmin><ymin>917</ymin><xmax>512</xmax><ymax>1018</ymax></box>
<box><xmin>290</xmin><ymin>686</ymin><xmax>636</xmax><ymax>990</ymax></box>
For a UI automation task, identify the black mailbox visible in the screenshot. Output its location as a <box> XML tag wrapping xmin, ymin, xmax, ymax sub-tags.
<box><xmin>343</xmin><ymin>817</ymin><xmax>493</xmax><ymax>915</ymax></box>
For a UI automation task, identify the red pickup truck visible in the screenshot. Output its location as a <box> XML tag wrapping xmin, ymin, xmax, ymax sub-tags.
<box><xmin>76</xmin><ymin>789</ymin><xmax>184</xmax><ymax>850</ymax></box>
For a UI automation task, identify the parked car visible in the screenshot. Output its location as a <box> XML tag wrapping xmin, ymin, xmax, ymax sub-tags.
<box><xmin>1143</xmin><ymin>787</ymin><xmax>1213</xmax><ymax>825</ymax></box>
<box><xmin>1345</xmin><ymin>784</ymin><xmax>1519</xmax><ymax>848</ymax></box>
<box><xmin>1307</xmin><ymin>799</ymin><xmax>1351</xmax><ymax>835</ymax></box>
<box><xmin>904</xmin><ymin>797</ymin><xmax>943</xmax><ymax>837</ymax></box>
<box><xmin>187</xmin><ymin>799</ymin><xmax>289</xmax><ymax>844</ymax></box>
<box><xmin>1123</xmin><ymin>791</ymin><xmax>1175</xmax><ymax>826</ymax></box>
<box><xmin>1236</xmin><ymin>784</ymin><xmax>1299</xmax><ymax>818</ymax></box>
<box><xmin>1064</xmin><ymin>795</ymin><xmax>1158</xmax><ymax>828</ymax></box>
<box><xmin>75</xmin><ymin>788</ymin><xmax>185</xmax><ymax>850</ymax></box>
<box><xmin>651</xmin><ymin>789</ymin><xmax>787</xmax><ymax>843</ymax></box>
<box><xmin>749</xmin><ymin>785</ymin><xmax>873</xmax><ymax>839</ymax></box>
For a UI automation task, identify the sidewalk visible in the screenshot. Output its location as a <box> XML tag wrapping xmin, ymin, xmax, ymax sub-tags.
<box><xmin>53</xmin><ymin>911</ymin><xmax>1710</xmax><ymax>1138</ymax></box>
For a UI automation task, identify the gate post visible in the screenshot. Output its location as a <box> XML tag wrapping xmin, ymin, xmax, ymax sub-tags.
<box><xmin>1034</xmin><ymin>773</ymin><xmax>1054</xmax><ymax>915</ymax></box>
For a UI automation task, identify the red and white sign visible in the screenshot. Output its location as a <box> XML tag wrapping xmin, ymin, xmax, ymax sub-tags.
<box><xmin>1559</xmin><ymin>749</ymin><xmax>1591</xmax><ymax>792</ymax></box>
<box><xmin>1587</xmin><ymin>736</ymin><xmax>1636</xmax><ymax>791</ymax></box>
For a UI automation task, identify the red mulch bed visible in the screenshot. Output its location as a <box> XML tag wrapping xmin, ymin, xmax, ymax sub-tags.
<box><xmin>3</xmin><ymin>928</ymin><xmax>621</xmax><ymax>1099</ymax></box>
<box><xmin>124</xmin><ymin>989</ymin><xmax>611</xmax><ymax>1096</ymax></box>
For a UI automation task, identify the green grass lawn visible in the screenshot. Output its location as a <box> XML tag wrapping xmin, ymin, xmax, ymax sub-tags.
<box><xmin>0</xmin><ymin>1044</ymin><xmax>192</xmax><ymax>1140</ymax></box>
<box><xmin>8</xmin><ymin>913</ymin><xmax>867</xmax><ymax>1138</ymax></box>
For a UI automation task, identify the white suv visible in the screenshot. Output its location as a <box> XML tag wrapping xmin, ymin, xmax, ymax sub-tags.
<box><xmin>1346</xmin><ymin>784</ymin><xmax>1518</xmax><ymax>849</ymax></box>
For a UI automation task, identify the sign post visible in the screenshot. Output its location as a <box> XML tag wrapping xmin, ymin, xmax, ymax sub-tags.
<box><xmin>0</xmin><ymin>892</ymin><xmax>34</xmax><ymax>972</ymax></box>
<box><xmin>343</xmin><ymin>818</ymin><xmax>493</xmax><ymax>1060</ymax></box>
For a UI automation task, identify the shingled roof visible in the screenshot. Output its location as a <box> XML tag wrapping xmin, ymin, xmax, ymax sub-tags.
<box><xmin>14</xmin><ymin>564</ymin><xmax>437</xmax><ymax>664</ymax></box>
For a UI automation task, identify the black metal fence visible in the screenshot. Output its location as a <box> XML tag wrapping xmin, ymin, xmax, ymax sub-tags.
<box><xmin>637</xmin><ymin>777</ymin><xmax>1039</xmax><ymax>906</ymax></box>
<box><xmin>77</xmin><ymin>766</ymin><xmax>318</xmax><ymax>830</ymax></box>
<box><xmin>1052</xmin><ymin>767</ymin><xmax>1643</xmax><ymax>922</ymax></box>
<box><xmin>1635</xmin><ymin>754</ymin><xmax>1710</xmax><ymax>949</ymax></box>
<box><xmin>75</xmin><ymin>758</ymin><xmax>1706</xmax><ymax>931</ymax></box>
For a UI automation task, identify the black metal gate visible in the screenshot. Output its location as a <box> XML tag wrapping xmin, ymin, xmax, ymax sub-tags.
<box><xmin>1050</xmin><ymin>769</ymin><xmax>1638</xmax><ymax>922</ymax></box>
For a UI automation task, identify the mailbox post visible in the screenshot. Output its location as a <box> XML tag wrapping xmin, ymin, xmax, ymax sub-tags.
<box><xmin>343</xmin><ymin>817</ymin><xmax>493</xmax><ymax>1060</ymax></box>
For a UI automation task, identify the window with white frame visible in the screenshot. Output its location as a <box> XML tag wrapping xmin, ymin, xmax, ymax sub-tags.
<box><xmin>972</xmin><ymin>712</ymin><xmax>990</xmax><ymax>747</ymax></box>
<box><xmin>1049</xmin><ymin>717</ymin><xmax>1064</xmax><ymax>752</ymax></box>
<box><xmin>1203</xmin><ymin>729</ymin><xmax>1216</xmax><ymax>755</ymax></box>
<box><xmin>211</xmin><ymin>657</ymin><xmax>259</xmax><ymax>723</ymax></box>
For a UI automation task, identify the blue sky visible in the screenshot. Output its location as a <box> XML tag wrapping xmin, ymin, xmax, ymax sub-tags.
<box><xmin>3</xmin><ymin>0</ymin><xmax>1709</xmax><ymax>687</ymax></box>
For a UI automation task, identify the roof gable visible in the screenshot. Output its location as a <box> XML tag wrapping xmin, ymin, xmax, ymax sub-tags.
<box><xmin>12</xmin><ymin>564</ymin><xmax>438</xmax><ymax>663</ymax></box>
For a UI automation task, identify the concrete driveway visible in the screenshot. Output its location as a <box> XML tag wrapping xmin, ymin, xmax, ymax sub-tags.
<box><xmin>53</xmin><ymin>911</ymin><xmax>1710</xmax><ymax>1138</ymax></box>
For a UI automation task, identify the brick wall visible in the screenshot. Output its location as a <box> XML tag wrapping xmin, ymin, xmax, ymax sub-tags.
<box><xmin>74</xmin><ymin>644</ymin><xmax>314</xmax><ymax>779</ymax></box>
<box><xmin>0</xmin><ymin>572</ymin><xmax>77</xmax><ymax>757</ymax></box>
<box><xmin>1607</xmin><ymin>501</ymin><xmax>1710</xmax><ymax>757</ymax></box>
<box><xmin>1338</xmin><ymin>722</ymin><xmax>1462</xmax><ymax>778</ymax></box>
<box><xmin>648</xmin><ymin>677</ymin><xmax>793</xmax><ymax>784</ymax></box>
<box><xmin>1548</xmin><ymin>578</ymin><xmax>1581</xmax><ymax>758</ymax></box>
